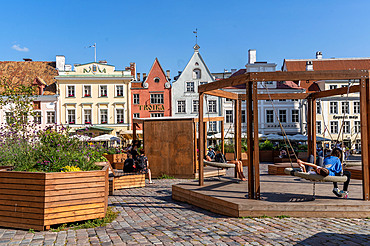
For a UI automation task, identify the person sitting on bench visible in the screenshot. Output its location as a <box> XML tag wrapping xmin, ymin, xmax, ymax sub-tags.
<box><xmin>297</xmin><ymin>148</ymin><xmax>351</xmax><ymax>199</ymax></box>
<box><xmin>205</xmin><ymin>146</ymin><xmax>216</xmax><ymax>161</ymax></box>
<box><xmin>123</xmin><ymin>153</ymin><xmax>135</xmax><ymax>173</ymax></box>
<box><xmin>214</xmin><ymin>148</ymin><xmax>247</xmax><ymax>182</ymax></box>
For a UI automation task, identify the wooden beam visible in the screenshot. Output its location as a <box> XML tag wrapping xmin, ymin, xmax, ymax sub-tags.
<box><xmin>204</xmin><ymin>89</ymin><xmax>239</xmax><ymax>100</ymax></box>
<box><xmin>199</xmin><ymin>73</ymin><xmax>250</xmax><ymax>93</ymax></box>
<box><xmin>360</xmin><ymin>78</ymin><xmax>370</xmax><ymax>200</ymax></box>
<box><xmin>253</xmin><ymin>82</ymin><xmax>260</xmax><ymax>199</ymax></box>
<box><xmin>237</xmin><ymin>99</ymin><xmax>242</xmax><ymax>161</ymax></box>
<box><xmin>221</xmin><ymin>120</ymin><xmax>225</xmax><ymax>155</ymax></box>
<box><xmin>246</xmin><ymin>82</ymin><xmax>254</xmax><ymax>199</ymax></box>
<box><xmin>234</xmin><ymin>99</ymin><xmax>240</xmax><ymax>178</ymax></box>
<box><xmin>194</xmin><ymin>116</ymin><xmax>224</xmax><ymax>123</ymax></box>
<box><xmin>312</xmin><ymin>99</ymin><xmax>317</xmax><ymax>163</ymax></box>
<box><xmin>307</xmin><ymin>98</ymin><xmax>312</xmax><ymax>158</ymax></box>
<box><xmin>198</xmin><ymin>93</ymin><xmax>205</xmax><ymax>186</ymax></box>
<box><xmin>311</xmin><ymin>85</ymin><xmax>360</xmax><ymax>99</ymax></box>
<box><xmin>193</xmin><ymin>122</ymin><xmax>197</xmax><ymax>174</ymax></box>
<box><xmin>238</xmin><ymin>93</ymin><xmax>310</xmax><ymax>101</ymax></box>
<box><xmin>249</xmin><ymin>70</ymin><xmax>368</xmax><ymax>82</ymax></box>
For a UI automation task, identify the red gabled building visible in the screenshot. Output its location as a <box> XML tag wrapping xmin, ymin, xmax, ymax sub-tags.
<box><xmin>131</xmin><ymin>58</ymin><xmax>171</xmax><ymax>129</ymax></box>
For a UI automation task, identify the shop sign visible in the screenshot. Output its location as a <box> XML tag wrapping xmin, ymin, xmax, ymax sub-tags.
<box><xmin>138</xmin><ymin>105</ymin><xmax>165</xmax><ymax>111</ymax></box>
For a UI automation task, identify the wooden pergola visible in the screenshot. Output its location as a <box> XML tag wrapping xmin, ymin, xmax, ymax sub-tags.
<box><xmin>198</xmin><ymin>70</ymin><xmax>370</xmax><ymax>201</ymax></box>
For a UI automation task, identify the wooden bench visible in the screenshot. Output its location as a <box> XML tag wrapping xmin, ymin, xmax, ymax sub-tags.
<box><xmin>268</xmin><ymin>163</ymin><xmax>300</xmax><ymax>175</ymax></box>
<box><xmin>344</xmin><ymin>166</ymin><xmax>362</xmax><ymax>180</ymax></box>
<box><xmin>109</xmin><ymin>171</ymin><xmax>145</xmax><ymax>195</ymax></box>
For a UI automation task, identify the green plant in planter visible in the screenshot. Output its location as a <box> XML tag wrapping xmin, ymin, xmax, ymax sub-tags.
<box><xmin>224</xmin><ymin>144</ymin><xmax>235</xmax><ymax>153</ymax></box>
<box><xmin>259</xmin><ymin>140</ymin><xmax>274</xmax><ymax>150</ymax></box>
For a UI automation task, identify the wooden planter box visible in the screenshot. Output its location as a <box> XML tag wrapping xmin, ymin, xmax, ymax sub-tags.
<box><xmin>109</xmin><ymin>173</ymin><xmax>145</xmax><ymax>195</ymax></box>
<box><xmin>259</xmin><ymin>150</ymin><xmax>275</xmax><ymax>162</ymax></box>
<box><xmin>225</xmin><ymin>153</ymin><xmax>235</xmax><ymax>161</ymax></box>
<box><xmin>104</xmin><ymin>154</ymin><xmax>127</xmax><ymax>164</ymax></box>
<box><xmin>0</xmin><ymin>167</ymin><xmax>109</xmax><ymax>231</ymax></box>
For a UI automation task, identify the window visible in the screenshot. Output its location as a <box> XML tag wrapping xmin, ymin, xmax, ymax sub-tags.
<box><xmin>291</xmin><ymin>99</ymin><xmax>298</xmax><ymax>102</ymax></box>
<box><xmin>316</xmin><ymin>121</ymin><xmax>322</xmax><ymax>134</ymax></box>
<box><xmin>133</xmin><ymin>113</ymin><xmax>140</xmax><ymax>118</ymax></box>
<box><xmin>341</xmin><ymin>85</ymin><xmax>348</xmax><ymax>88</ymax></box>
<box><xmin>226</xmin><ymin>110</ymin><xmax>233</xmax><ymax>123</ymax></box>
<box><xmin>193</xmin><ymin>69</ymin><xmax>201</xmax><ymax>79</ymax></box>
<box><xmin>329</xmin><ymin>85</ymin><xmax>337</xmax><ymax>90</ymax></box>
<box><xmin>343</xmin><ymin>121</ymin><xmax>350</xmax><ymax>134</ymax></box>
<box><xmin>292</xmin><ymin>110</ymin><xmax>299</xmax><ymax>123</ymax></box>
<box><xmin>330</xmin><ymin>121</ymin><xmax>338</xmax><ymax>134</ymax></box>
<box><xmin>266</xmin><ymin>110</ymin><xmax>274</xmax><ymax>123</ymax></box>
<box><xmin>67</xmin><ymin>85</ymin><xmax>75</xmax><ymax>97</ymax></box>
<box><xmin>200</xmin><ymin>82</ymin><xmax>207</xmax><ymax>85</ymax></box>
<box><xmin>265</xmin><ymin>81</ymin><xmax>273</xmax><ymax>85</ymax></box>
<box><xmin>279</xmin><ymin>110</ymin><xmax>287</xmax><ymax>123</ymax></box>
<box><xmin>208</xmin><ymin>100</ymin><xmax>217</xmax><ymax>113</ymax></box>
<box><xmin>209</xmin><ymin>121</ymin><xmax>217</xmax><ymax>132</ymax></box>
<box><xmin>279</xmin><ymin>99</ymin><xmax>286</xmax><ymax>102</ymax></box>
<box><xmin>84</xmin><ymin>109</ymin><xmax>92</xmax><ymax>124</ymax></box>
<box><xmin>316</xmin><ymin>102</ymin><xmax>321</xmax><ymax>114</ymax></box>
<box><xmin>5</xmin><ymin>112</ymin><xmax>14</xmax><ymax>125</ymax></box>
<box><xmin>355</xmin><ymin>121</ymin><xmax>361</xmax><ymax>133</ymax></box>
<box><xmin>330</xmin><ymin>102</ymin><xmax>338</xmax><ymax>114</ymax></box>
<box><xmin>354</xmin><ymin>101</ymin><xmax>360</xmax><ymax>114</ymax></box>
<box><xmin>192</xmin><ymin>100</ymin><xmax>199</xmax><ymax>113</ymax></box>
<box><xmin>151</xmin><ymin>113</ymin><xmax>164</xmax><ymax>117</ymax></box>
<box><xmin>34</xmin><ymin>111</ymin><xmax>41</xmax><ymax>124</ymax></box>
<box><xmin>100</xmin><ymin>109</ymin><xmax>108</xmax><ymax>124</ymax></box>
<box><xmin>116</xmin><ymin>109</ymin><xmax>124</xmax><ymax>124</ymax></box>
<box><xmin>150</xmin><ymin>94</ymin><xmax>164</xmax><ymax>104</ymax></box>
<box><xmin>100</xmin><ymin>85</ymin><xmax>107</xmax><ymax>97</ymax></box>
<box><xmin>177</xmin><ymin>100</ymin><xmax>186</xmax><ymax>113</ymax></box>
<box><xmin>93</xmin><ymin>64</ymin><xmax>97</xmax><ymax>72</ymax></box>
<box><xmin>154</xmin><ymin>77</ymin><xmax>160</xmax><ymax>83</ymax></box>
<box><xmin>225</xmin><ymin>98</ymin><xmax>232</xmax><ymax>102</ymax></box>
<box><xmin>84</xmin><ymin>85</ymin><xmax>91</xmax><ymax>97</ymax></box>
<box><xmin>116</xmin><ymin>85</ymin><xmax>124</xmax><ymax>97</ymax></box>
<box><xmin>67</xmin><ymin>109</ymin><xmax>75</xmax><ymax>124</ymax></box>
<box><xmin>133</xmin><ymin>94</ymin><xmax>140</xmax><ymax>104</ymax></box>
<box><xmin>342</xmin><ymin>102</ymin><xmax>349</xmax><ymax>114</ymax></box>
<box><xmin>186</xmin><ymin>82</ymin><xmax>195</xmax><ymax>92</ymax></box>
<box><xmin>241</xmin><ymin>110</ymin><xmax>246</xmax><ymax>123</ymax></box>
<box><xmin>47</xmin><ymin>112</ymin><xmax>55</xmax><ymax>124</ymax></box>
<box><xmin>33</xmin><ymin>101</ymin><xmax>41</xmax><ymax>110</ymax></box>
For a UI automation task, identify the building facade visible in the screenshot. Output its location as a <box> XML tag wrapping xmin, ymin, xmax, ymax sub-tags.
<box><xmin>55</xmin><ymin>56</ymin><xmax>134</xmax><ymax>136</ymax></box>
<box><xmin>131</xmin><ymin>58</ymin><xmax>171</xmax><ymax>127</ymax></box>
<box><xmin>172</xmin><ymin>44</ymin><xmax>222</xmax><ymax>133</ymax></box>
<box><xmin>282</xmin><ymin>52</ymin><xmax>368</xmax><ymax>150</ymax></box>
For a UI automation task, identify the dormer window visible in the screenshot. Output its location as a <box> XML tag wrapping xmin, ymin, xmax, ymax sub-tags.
<box><xmin>193</xmin><ymin>69</ymin><xmax>201</xmax><ymax>79</ymax></box>
<box><xmin>195</xmin><ymin>62</ymin><xmax>199</xmax><ymax>66</ymax></box>
<box><xmin>154</xmin><ymin>77</ymin><xmax>160</xmax><ymax>83</ymax></box>
<box><xmin>93</xmin><ymin>65</ymin><xmax>97</xmax><ymax>72</ymax></box>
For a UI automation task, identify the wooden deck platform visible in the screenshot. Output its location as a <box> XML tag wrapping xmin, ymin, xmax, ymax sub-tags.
<box><xmin>172</xmin><ymin>174</ymin><xmax>370</xmax><ymax>218</ymax></box>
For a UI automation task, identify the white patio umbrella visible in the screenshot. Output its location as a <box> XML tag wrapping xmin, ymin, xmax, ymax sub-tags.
<box><xmin>91</xmin><ymin>134</ymin><xmax>120</xmax><ymax>142</ymax></box>
<box><xmin>265</xmin><ymin>134</ymin><xmax>284</xmax><ymax>141</ymax></box>
<box><xmin>71</xmin><ymin>135</ymin><xmax>92</xmax><ymax>141</ymax></box>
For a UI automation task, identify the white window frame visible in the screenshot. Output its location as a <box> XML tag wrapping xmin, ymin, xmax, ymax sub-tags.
<box><xmin>192</xmin><ymin>100</ymin><xmax>199</xmax><ymax>113</ymax></box>
<box><xmin>177</xmin><ymin>100</ymin><xmax>186</xmax><ymax>113</ymax></box>
<box><xmin>266</xmin><ymin>110</ymin><xmax>274</xmax><ymax>123</ymax></box>
<box><xmin>341</xmin><ymin>102</ymin><xmax>349</xmax><ymax>114</ymax></box>
<box><xmin>34</xmin><ymin>111</ymin><xmax>42</xmax><ymax>124</ymax></box>
<box><xmin>329</xmin><ymin>85</ymin><xmax>337</xmax><ymax>90</ymax></box>
<box><xmin>186</xmin><ymin>82</ymin><xmax>195</xmax><ymax>92</ymax></box>
<box><xmin>193</xmin><ymin>69</ymin><xmax>201</xmax><ymax>79</ymax></box>
<box><xmin>330</xmin><ymin>102</ymin><xmax>338</xmax><ymax>114</ymax></box>
<box><xmin>316</xmin><ymin>121</ymin><xmax>322</xmax><ymax>134</ymax></box>
<box><xmin>330</xmin><ymin>121</ymin><xmax>338</xmax><ymax>134</ymax></box>
<box><xmin>316</xmin><ymin>101</ymin><xmax>321</xmax><ymax>114</ymax></box>
<box><xmin>226</xmin><ymin>110</ymin><xmax>233</xmax><ymax>123</ymax></box>
<box><xmin>67</xmin><ymin>109</ymin><xmax>76</xmax><ymax>124</ymax></box>
<box><xmin>116</xmin><ymin>108</ymin><xmax>124</xmax><ymax>124</ymax></box>
<box><xmin>292</xmin><ymin>109</ymin><xmax>299</xmax><ymax>123</ymax></box>
<box><xmin>116</xmin><ymin>85</ymin><xmax>124</xmax><ymax>97</ymax></box>
<box><xmin>83</xmin><ymin>85</ymin><xmax>91</xmax><ymax>97</ymax></box>
<box><xmin>279</xmin><ymin>110</ymin><xmax>287</xmax><ymax>123</ymax></box>
<box><xmin>209</xmin><ymin>121</ymin><xmax>217</xmax><ymax>132</ymax></box>
<box><xmin>150</xmin><ymin>94</ymin><xmax>164</xmax><ymax>104</ymax></box>
<box><xmin>99</xmin><ymin>85</ymin><xmax>108</xmax><ymax>97</ymax></box>
<box><xmin>151</xmin><ymin>113</ymin><xmax>164</xmax><ymax>117</ymax></box>
<box><xmin>343</xmin><ymin>121</ymin><xmax>350</xmax><ymax>134</ymax></box>
<box><xmin>133</xmin><ymin>113</ymin><xmax>140</xmax><ymax>118</ymax></box>
<box><xmin>99</xmin><ymin>109</ymin><xmax>108</xmax><ymax>124</ymax></box>
<box><xmin>46</xmin><ymin>111</ymin><xmax>55</xmax><ymax>124</ymax></box>
<box><xmin>83</xmin><ymin>109</ymin><xmax>92</xmax><ymax>124</ymax></box>
<box><xmin>133</xmin><ymin>94</ymin><xmax>140</xmax><ymax>105</ymax></box>
<box><xmin>208</xmin><ymin>100</ymin><xmax>217</xmax><ymax>113</ymax></box>
<box><xmin>354</xmin><ymin>121</ymin><xmax>361</xmax><ymax>133</ymax></box>
<box><xmin>354</xmin><ymin>101</ymin><xmax>360</xmax><ymax>114</ymax></box>
<box><xmin>66</xmin><ymin>85</ymin><xmax>75</xmax><ymax>98</ymax></box>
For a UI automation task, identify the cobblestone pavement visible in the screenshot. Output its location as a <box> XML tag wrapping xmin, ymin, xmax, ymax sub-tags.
<box><xmin>0</xmin><ymin>163</ymin><xmax>369</xmax><ymax>246</ymax></box>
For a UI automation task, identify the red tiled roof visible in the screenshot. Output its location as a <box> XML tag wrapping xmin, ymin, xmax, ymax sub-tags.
<box><xmin>284</xmin><ymin>58</ymin><xmax>370</xmax><ymax>71</ymax></box>
<box><xmin>276</xmin><ymin>81</ymin><xmax>303</xmax><ymax>89</ymax></box>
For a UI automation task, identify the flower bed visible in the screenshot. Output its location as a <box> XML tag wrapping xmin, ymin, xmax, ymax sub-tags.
<box><xmin>0</xmin><ymin>166</ymin><xmax>108</xmax><ymax>231</ymax></box>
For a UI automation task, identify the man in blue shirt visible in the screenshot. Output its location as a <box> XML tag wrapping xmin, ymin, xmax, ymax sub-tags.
<box><xmin>297</xmin><ymin>148</ymin><xmax>351</xmax><ymax>198</ymax></box>
<box><xmin>205</xmin><ymin>146</ymin><xmax>216</xmax><ymax>161</ymax></box>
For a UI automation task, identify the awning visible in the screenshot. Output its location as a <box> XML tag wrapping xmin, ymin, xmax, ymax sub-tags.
<box><xmin>75</xmin><ymin>126</ymin><xmax>114</xmax><ymax>132</ymax></box>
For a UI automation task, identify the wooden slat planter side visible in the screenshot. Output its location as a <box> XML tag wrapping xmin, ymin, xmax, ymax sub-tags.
<box><xmin>0</xmin><ymin>167</ymin><xmax>109</xmax><ymax>231</ymax></box>
<box><xmin>109</xmin><ymin>173</ymin><xmax>145</xmax><ymax>195</ymax></box>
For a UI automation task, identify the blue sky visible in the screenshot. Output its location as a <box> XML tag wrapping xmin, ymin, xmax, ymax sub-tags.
<box><xmin>1</xmin><ymin>1</ymin><xmax>370</xmax><ymax>77</ymax></box>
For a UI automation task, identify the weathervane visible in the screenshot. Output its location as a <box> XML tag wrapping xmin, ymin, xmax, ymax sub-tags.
<box><xmin>193</xmin><ymin>28</ymin><xmax>198</xmax><ymax>44</ymax></box>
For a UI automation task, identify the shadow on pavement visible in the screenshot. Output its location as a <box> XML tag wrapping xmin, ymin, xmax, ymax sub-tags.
<box><xmin>295</xmin><ymin>232</ymin><xmax>370</xmax><ymax>245</ymax></box>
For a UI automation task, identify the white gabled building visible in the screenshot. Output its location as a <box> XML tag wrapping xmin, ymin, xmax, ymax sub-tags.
<box><xmin>172</xmin><ymin>44</ymin><xmax>222</xmax><ymax>133</ymax></box>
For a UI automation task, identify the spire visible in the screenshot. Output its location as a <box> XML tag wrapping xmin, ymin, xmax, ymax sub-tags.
<box><xmin>193</xmin><ymin>44</ymin><xmax>200</xmax><ymax>52</ymax></box>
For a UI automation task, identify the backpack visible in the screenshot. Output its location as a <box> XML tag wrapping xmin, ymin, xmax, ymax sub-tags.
<box><xmin>136</xmin><ymin>156</ymin><xmax>146</xmax><ymax>170</ymax></box>
<box><xmin>215</xmin><ymin>153</ymin><xmax>226</xmax><ymax>163</ymax></box>
<box><xmin>123</xmin><ymin>158</ymin><xmax>135</xmax><ymax>173</ymax></box>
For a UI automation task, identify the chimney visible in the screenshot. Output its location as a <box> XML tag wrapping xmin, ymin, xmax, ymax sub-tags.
<box><xmin>98</xmin><ymin>60</ymin><xmax>107</xmax><ymax>64</ymax></box>
<box><xmin>56</xmin><ymin>55</ymin><xmax>65</xmax><ymax>71</ymax></box>
<box><xmin>248</xmin><ymin>49</ymin><xmax>256</xmax><ymax>64</ymax></box>
<box><xmin>130</xmin><ymin>62</ymin><xmax>136</xmax><ymax>80</ymax></box>
<box><xmin>23</xmin><ymin>58</ymin><xmax>32</xmax><ymax>61</ymax></box>
<box><xmin>306</xmin><ymin>61</ymin><xmax>313</xmax><ymax>71</ymax></box>
<box><xmin>316</xmin><ymin>51</ymin><xmax>322</xmax><ymax>59</ymax></box>
<box><xmin>137</xmin><ymin>73</ymin><xmax>141</xmax><ymax>81</ymax></box>
<box><xmin>166</xmin><ymin>70</ymin><xmax>170</xmax><ymax>80</ymax></box>
<box><xmin>143</xmin><ymin>73</ymin><xmax>147</xmax><ymax>79</ymax></box>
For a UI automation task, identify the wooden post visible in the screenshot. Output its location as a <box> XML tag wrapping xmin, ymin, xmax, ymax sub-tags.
<box><xmin>253</xmin><ymin>82</ymin><xmax>260</xmax><ymax>199</ymax></box>
<box><xmin>199</xmin><ymin>93</ymin><xmax>205</xmax><ymax>186</ymax></box>
<box><xmin>238</xmin><ymin>99</ymin><xmax>242</xmax><ymax>160</ymax></box>
<box><xmin>234</xmin><ymin>99</ymin><xmax>240</xmax><ymax>178</ymax></box>
<box><xmin>194</xmin><ymin>121</ymin><xmax>198</xmax><ymax>174</ymax></box>
<box><xmin>312</xmin><ymin>98</ymin><xmax>317</xmax><ymax>162</ymax></box>
<box><xmin>221</xmin><ymin>120</ymin><xmax>225</xmax><ymax>155</ymax></box>
<box><xmin>360</xmin><ymin>78</ymin><xmax>370</xmax><ymax>200</ymax></box>
<box><xmin>307</xmin><ymin>97</ymin><xmax>313</xmax><ymax>158</ymax></box>
<box><xmin>246</xmin><ymin>81</ymin><xmax>254</xmax><ymax>198</ymax></box>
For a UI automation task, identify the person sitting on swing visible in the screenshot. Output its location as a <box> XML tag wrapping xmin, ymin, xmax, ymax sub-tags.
<box><xmin>213</xmin><ymin>147</ymin><xmax>247</xmax><ymax>181</ymax></box>
<box><xmin>297</xmin><ymin>148</ymin><xmax>351</xmax><ymax>199</ymax></box>
<box><xmin>205</xmin><ymin>146</ymin><xmax>216</xmax><ymax>161</ymax></box>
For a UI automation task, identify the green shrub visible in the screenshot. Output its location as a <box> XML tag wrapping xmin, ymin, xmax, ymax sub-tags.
<box><xmin>259</xmin><ymin>140</ymin><xmax>274</xmax><ymax>150</ymax></box>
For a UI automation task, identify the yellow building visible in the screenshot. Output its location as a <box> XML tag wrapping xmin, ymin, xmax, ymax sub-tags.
<box><xmin>55</xmin><ymin>59</ymin><xmax>135</xmax><ymax>136</ymax></box>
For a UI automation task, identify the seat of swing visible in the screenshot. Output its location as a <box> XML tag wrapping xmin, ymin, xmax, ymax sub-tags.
<box><xmin>284</xmin><ymin>168</ymin><xmax>348</xmax><ymax>182</ymax></box>
<box><xmin>203</xmin><ymin>160</ymin><xmax>236</xmax><ymax>169</ymax></box>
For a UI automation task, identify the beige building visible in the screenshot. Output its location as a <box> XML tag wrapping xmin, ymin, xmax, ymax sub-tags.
<box><xmin>55</xmin><ymin>56</ymin><xmax>135</xmax><ymax>136</ymax></box>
